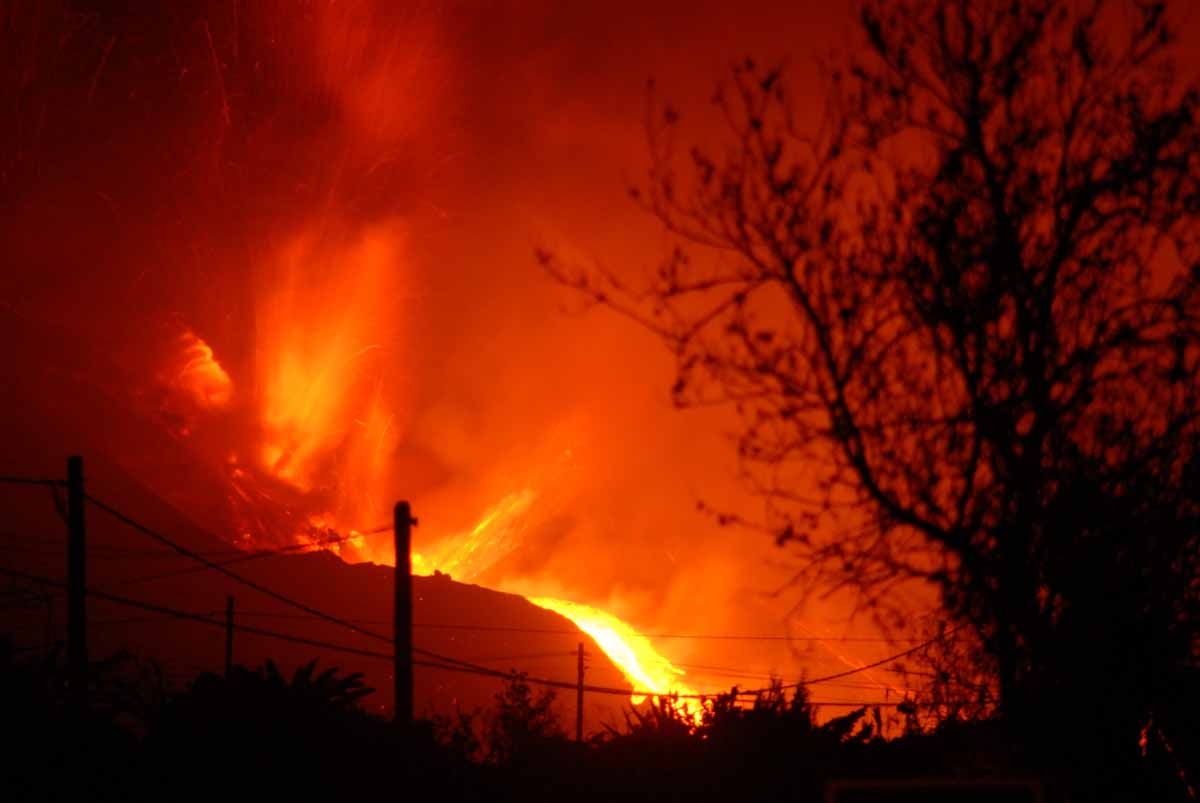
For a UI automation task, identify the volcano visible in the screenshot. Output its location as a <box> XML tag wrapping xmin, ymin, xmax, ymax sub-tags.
<box><xmin>0</xmin><ymin>306</ymin><xmax>637</xmax><ymax>729</ymax></box>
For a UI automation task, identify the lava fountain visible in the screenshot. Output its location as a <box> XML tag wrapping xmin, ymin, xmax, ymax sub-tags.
<box><xmin>165</xmin><ymin>306</ymin><xmax>708</xmax><ymax>719</ymax></box>
<box><xmin>159</xmin><ymin>223</ymin><xmax>414</xmax><ymax>551</ymax></box>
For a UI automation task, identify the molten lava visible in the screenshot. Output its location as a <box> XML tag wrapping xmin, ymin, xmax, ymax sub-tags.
<box><xmin>411</xmin><ymin>490</ymin><xmax>705</xmax><ymax>719</ymax></box>
<box><xmin>256</xmin><ymin>228</ymin><xmax>404</xmax><ymax>513</ymax></box>
<box><xmin>411</xmin><ymin>490</ymin><xmax>535</xmax><ymax>579</ymax></box>
<box><xmin>161</xmin><ymin>320</ymin><xmax>708</xmax><ymax>719</ymax></box>
<box><xmin>527</xmin><ymin>597</ymin><xmax>701</xmax><ymax>708</ymax></box>
<box><xmin>162</xmin><ymin>228</ymin><xmax>410</xmax><ymax>548</ymax></box>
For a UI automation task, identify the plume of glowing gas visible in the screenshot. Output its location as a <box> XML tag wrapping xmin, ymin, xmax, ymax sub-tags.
<box><xmin>171</xmin><ymin>331</ymin><xmax>234</xmax><ymax>411</ymax></box>
<box><xmin>253</xmin><ymin>225</ymin><xmax>407</xmax><ymax>534</ymax></box>
<box><xmin>0</xmin><ymin>1</ymin><xmax>951</xmax><ymax>713</ymax></box>
<box><xmin>155</xmin><ymin>329</ymin><xmax>235</xmax><ymax>439</ymax></box>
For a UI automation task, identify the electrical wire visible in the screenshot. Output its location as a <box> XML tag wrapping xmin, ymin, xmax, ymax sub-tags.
<box><xmin>0</xmin><ymin>565</ymin><xmax>964</xmax><ymax>708</ymax></box>
<box><xmin>85</xmin><ymin>493</ymin><xmax>398</xmax><ymax>642</ymax></box>
<box><xmin>0</xmin><ymin>564</ymin><xmax>395</xmax><ymax>661</ymax></box>
<box><xmin>229</xmin><ymin>613</ymin><xmax>943</xmax><ymax>647</ymax></box>
<box><xmin>0</xmin><ymin>563</ymin><xmax>642</xmax><ymax>695</ymax></box>
<box><xmin>0</xmin><ymin>476</ymin><xmax>63</xmax><ymax>488</ymax></box>
<box><xmin>29</xmin><ymin>493</ymin><xmax>947</xmax><ymax>646</ymax></box>
<box><xmin>462</xmin><ymin>651</ymin><xmax>580</xmax><ymax>663</ymax></box>
<box><xmin>391</xmin><ymin>620</ymin><xmax>946</xmax><ymax>643</ymax></box>
<box><xmin>780</xmin><ymin>628</ymin><xmax>964</xmax><ymax>690</ymax></box>
<box><xmin>80</xmin><ymin>495</ymin><xmax>557</xmax><ymax>681</ymax></box>
<box><xmin>108</xmin><ymin>533</ymin><xmax>367</xmax><ymax>586</ymax></box>
<box><xmin>0</xmin><ymin>530</ymin><xmax>255</xmax><ymax>559</ymax></box>
<box><xmin>42</xmin><ymin>495</ymin><xmax>964</xmax><ymax>702</ymax></box>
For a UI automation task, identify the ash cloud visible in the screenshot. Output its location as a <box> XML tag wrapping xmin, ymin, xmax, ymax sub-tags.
<box><xmin>1</xmin><ymin>0</ymin><xmax>890</xmax><ymax>683</ymax></box>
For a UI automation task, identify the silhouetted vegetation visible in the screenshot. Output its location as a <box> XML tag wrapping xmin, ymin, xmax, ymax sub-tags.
<box><xmin>544</xmin><ymin>1</ymin><xmax>1200</xmax><ymax>797</ymax></box>
<box><xmin>2</xmin><ymin>0</ymin><xmax>1197</xmax><ymax>800</ymax></box>
<box><xmin>2</xmin><ymin>638</ymin><xmax>1196</xmax><ymax>801</ymax></box>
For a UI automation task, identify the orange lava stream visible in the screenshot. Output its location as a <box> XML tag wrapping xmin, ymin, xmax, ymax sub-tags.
<box><xmin>408</xmin><ymin>492</ymin><xmax>703</xmax><ymax>719</ymax></box>
<box><xmin>410</xmin><ymin>490</ymin><xmax>534</xmax><ymax>579</ymax></box>
<box><xmin>526</xmin><ymin>596</ymin><xmax>702</xmax><ymax>716</ymax></box>
<box><xmin>164</xmin><ymin>323</ymin><xmax>705</xmax><ymax>719</ymax></box>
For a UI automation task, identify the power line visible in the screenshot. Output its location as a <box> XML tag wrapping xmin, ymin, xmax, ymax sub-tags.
<box><xmin>396</xmin><ymin>620</ymin><xmax>945</xmax><ymax>643</ymax></box>
<box><xmin>0</xmin><ymin>565</ymin><xmax>496</xmax><ymax>682</ymax></box>
<box><xmin>85</xmin><ymin>493</ymin><xmax>398</xmax><ymax>642</ymax></box>
<box><xmin>0</xmin><ymin>565</ymin><xmax>692</xmax><ymax>698</ymax></box>
<box><xmin>454</xmin><ymin>651</ymin><xmax>579</xmax><ymax>663</ymax></box>
<box><xmin>0</xmin><ymin>564</ymin><xmax>396</xmax><ymax>661</ymax></box>
<box><xmin>636</xmin><ymin>632</ymin><xmax>943</xmax><ymax>643</ymax></box>
<box><xmin>0</xmin><ymin>564</ymin><xmax>637</xmax><ymax>695</ymax></box>
<box><xmin>0</xmin><ymin>476</ymin><xmax>63</xmax><ymax>488</ymax></box>
<box><xmin>782</xmin><ymin>628</ymin><xmax>964</xmax><ymax>690</ymax></box>
<box><xmin>666</xmin><ymin>661</ymin><xmax>917</xmax><ymax>692</ymax></box>
<box><xmin>229</xmin><ymin>612</ymin><xmax>935</xmax><ymax>645</ymax></box>
<box><xmin>73</xmin><ymin>495</ymin><xmax>963</xmax><ymax>701</ymax></box>
<box><xmin>227</xmin><ymin>610</ymin><xmax>364</xmax><ymax>621</ymax></box>
<box><xmin>0</xmin><ymin>468</ymin><xmax>971</xmax><ymax>710</ymax></box>
<box><xmin>108</xmin><ymin>534</ymin><xmax>367</xmax><ymax>586</ymax></box>
<box><xmin>674</xmin><ymin>665</ymin><xmax>920</xmax><ymax>694</ymax></box>
<box><xmin>92</xmin><ymin>615</ymin><xmax>198</xmax><ymax>627</ymax></box>
<box><xmin>79</xmin><ymin>495</ymin><xmax>541</xmax><ymax>681</ymax></box>
<box><xmin>0</xmin><ymin>531</ymin><xmax>254</xmax><ymax>559</ymax></box>
<box><xmin>656</xmin><ymin>629</ymin><xmax>961</xmax><ymax>700</ymax></box>
<box><xmin>0</xmin><ymin>543</ymin><xmax>221</xmax><ymax>560</ymax></box>
<box><xmin>0</xmin><ymin>565</ymin><xmax>965</xmax><ymax>709</ymax></box>
<box><xmin>73</xmin><ymin>496</ymin><xmax>945</xmax><ymax>648</ymax></box>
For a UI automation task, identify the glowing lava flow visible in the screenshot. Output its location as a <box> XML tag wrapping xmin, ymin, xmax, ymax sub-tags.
<box><xmin>410</xmin><ymin>494</ymin><xmax>704</xmax><ymax>720</ymax></box>
<box><xmin>526</xmin><ymin>597</ymin><xmax>701</xmax><ymax>708</ymax></box>
<box><xmin>159</xmin><ymin>324</ymin><xmax>707</xmax><ymax>721</ymax></box>
<box><xmin>411</xmin><ymin>490</ymin><xmax>535</xmax><ymax>579</ymax></box>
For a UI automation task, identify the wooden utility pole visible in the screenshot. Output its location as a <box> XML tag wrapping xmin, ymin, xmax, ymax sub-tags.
<box><xmin>224</xmin><ymin>595</ymin><xmax>235</xmax><ymax>677</ymax></box>
<box><xmin>393</xmin><ymin>501</ymin><xmax>416</xmax><ymax>727</ymax></box>
<box><xmin>66</xmin><ymin>455</ymin><xmax>87</xmax><ymax>715</ymax></box>
<box><xmin>576</xmin><ymin>642</ymin><xmax>586</xmax><ymax>742</ymax></box>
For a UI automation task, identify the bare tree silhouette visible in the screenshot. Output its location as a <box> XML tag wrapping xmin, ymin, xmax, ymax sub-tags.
<box><xmin>543</xmin><ymin>0</ymin><xmax>1200</xmax><ymax>779</ymax></box>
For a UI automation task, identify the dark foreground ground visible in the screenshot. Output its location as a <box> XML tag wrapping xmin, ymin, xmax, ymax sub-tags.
<box><xmin>3</xmin><ymin>641</ymin><xmax>1195</xmax><ymax>803</ymax></box>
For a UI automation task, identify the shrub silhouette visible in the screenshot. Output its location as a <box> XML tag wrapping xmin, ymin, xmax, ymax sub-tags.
<box><xmin>141</xmin><ymin>660</ymin><xmax>387</xmax><ymax>800</ymax></box>
<box><xmin>484</xmin><ymin>672</ymin><xmax>566</xmax><ymax>766</ymax></box>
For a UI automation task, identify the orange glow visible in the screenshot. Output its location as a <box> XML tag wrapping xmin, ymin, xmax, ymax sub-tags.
<box><xmin>254</xmin><ymin>226</ymin><xmax>406</xmax><ymax>532</ymax></box>
<box><xmin>408</xmin><ymin>490</ymin><xmax>704</xmax><ymax>720</ymax></box>
<box><xmin>527</xmin><ymin>596</ymin><xmax>702</xmax><ymax>719</ymax></box>
<box><xmin>409</xmin><ymin>490</ymin><xmax>536</xmax><ymax>580</ymax></box>
<box><xmin>172</xmin><ymin>330</ymin><xmax>233</xmax><ymax>411</ymax></box>
<box><xmin>4</xmin><ymin>0</ymin><xmax>959</xmax><ymax>729</ymax></box>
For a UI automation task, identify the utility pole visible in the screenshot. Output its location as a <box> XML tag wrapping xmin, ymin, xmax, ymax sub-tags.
<box><xmin>224</xmin><ymin>595</ymin><xmax>235</xmax><ymax>677</ymax></box>
<box><xmin>66</xmin><ymin>455</ymin><xmax>87</xmax><ymax>716</ymax></box>
<box><xmin>394</xmin><ymin>501</ymin><xmax>416</xmax><ymax>728</ymax></box>
<box><xmin>576</xmin><ymin>642</ymin><xmax>586</xmax><ymax>742</ymax></box>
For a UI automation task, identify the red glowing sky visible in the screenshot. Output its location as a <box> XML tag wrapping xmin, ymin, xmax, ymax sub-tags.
<box><xmin>4</xmin><ymin>1</ymin><xmax>1197</xmax><ymax>694</ymax></box>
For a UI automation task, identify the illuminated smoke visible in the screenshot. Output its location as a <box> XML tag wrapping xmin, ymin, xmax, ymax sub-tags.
<box><xmin>171</xmin><ymin>331</ymin><xmax>234</xmax><ymax>411</ymax></box>
<box><xmin>0</xmin><ymin>1</ymin><xmax>941</xmax><ymax>710</ymax></box>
